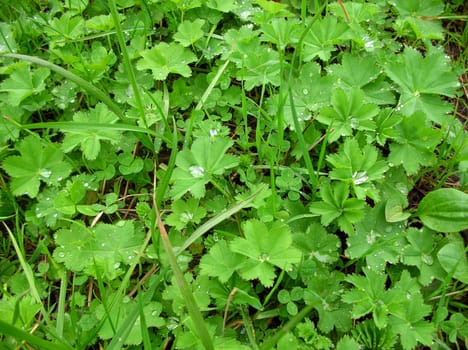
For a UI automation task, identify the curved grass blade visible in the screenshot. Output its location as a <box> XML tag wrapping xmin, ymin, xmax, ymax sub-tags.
<box><xmin>155</xmin><ymin>204</ymin><xmax>215</xmax><ymax>350</ymax></box>
<box><xmin>176</xmin><ymin>184</ymin><xmax>268</xmax><ymax>255</ymax></box>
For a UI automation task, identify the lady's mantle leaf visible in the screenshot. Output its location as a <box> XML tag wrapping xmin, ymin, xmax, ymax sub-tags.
<box><xmin>166</xmin><ymin>198</ymin><xmax>207</xmax><ymax>231</ymax></box>
<box><xmin>61</xmin><ymin>103</ymin><xmax>121</xmax><ymax>160</ymax></box>
<box><xmin>317</xmin><ymin>88</ymin><xmax>379</xmax><ymax>143</ymax></box>
<box><xmin>310</xmin><ymin>181</ymin><xmax>366</xmax><ymax>234</ymax></box>
<box><xmin>199</xmin><ymin>240</ymin><xmax>244</xmax><ymax>283</ymax></box>
<box><xmin>388</xmin><ymin>112</ymin><xmax>441</xmax><ymax>175</ymax></box>
<box><xmin>137</xmin><ymin>42</ymin><xmax>197</xmax><ymax>80</ymax></box>
<box><xmin>169</xmin><ymin>136</ymin><xmax>238</xmax><ymax>199</ymax></box>
<box><xmin>2</xmin><ymin>136</ymin><xmax>71</xmax><ymax>198</ymax></box>
<box><xmin>53</xmin><ymin>221</ymin><xmax>145</xmax><ymax>280</ymax></box>
<box><xmin>385</xmin><ymin>47</ymin><xmax>459</xmax><ymax>123</ymax></box>
<box><xmin>230</xmin><ymin>220</ymin><xmax>302</xmax><ymax>287</ymax></box>
<box><xmin>174</xmin><ymin>19</ymin><xmax>205</xmax><ymax>47</ymax></box>
<box><xmin>0</xmin><ymin>66</ymin><xmax>50</xmax><ymax>106</ymax></box>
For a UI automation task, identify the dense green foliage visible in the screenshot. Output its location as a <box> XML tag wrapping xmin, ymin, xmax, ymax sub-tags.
<box><xmin>0</xmin><ymin>0</ymin><xmax>467</xmax><ymax>349</ymax></box>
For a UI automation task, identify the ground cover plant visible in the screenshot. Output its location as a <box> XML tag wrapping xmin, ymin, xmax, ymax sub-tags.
<box><xmin>0</xmin><ymin>0</ymin><xmax>467</xmax><ymax>349</ymax></box>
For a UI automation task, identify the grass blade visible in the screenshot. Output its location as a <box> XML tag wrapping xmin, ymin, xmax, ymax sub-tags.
<box><xmin>288</xmin><ymin>86</ymin><xmax>318</xmax><ymax>189</ymax></box>
<box><xmin>109</xmin><ymin>0</ymin><xmax>147</xmax><ymax>127</ymax></box>
<box><xmin>154</xmin><ymin>204</ymin><xmax>215</xmax><ymax>350</ymax></box>
<box><xmin>176</xmin><ymin>184</ymin><xmax>268</xmax><ymax>255</ymax></box>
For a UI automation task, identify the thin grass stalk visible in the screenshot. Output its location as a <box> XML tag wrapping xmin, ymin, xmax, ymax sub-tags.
<box><xmin>0</xmin><ymin>53</ymin><xmax>124</xmax><ymax>119</ymax></box>
<box><xmin>240</xmin><ymin>305</ymin><xmax>260</xmax><ymax>350</ymax></box>
<box><xmin>16</xmin><ymin>121</ymin><xmax>171</xmax><ymax>144</ymax></box>
<box><xmin>185</xmin><ymin>57</ymin><xmax>231</xmax><ymax>146</ymax></box>
<box><xmin>3</xmin><ymin>223</ymin><xmax>51</xmax><ymax>325</ymax></box>
<box><xmin>154</xmin><ymin>204</ymin><xmax>215</xmax><ymax>350</ymax></box>
<box><xmin>56</xmin><ymin>272</ymin><xmax>68</xmax><ymax>338</ymax></box>
<box><xmin>109</xmin><ymin>0</ymin><xmax>147</xmax><ymax>128</ymax></box>
<box><xmin>176</xmin><ymin>184</ymin><xmax>267</xmax><ymax>255</ymax></box>
<box><xmin>288</xmin><ymin>86</ymin><xmax>318</xmax><ymax>189</ymax></box>
<box><xmin>156</xmin><ymin>116</ymin><xmax>179</xmax><ymax>207</ymax></box>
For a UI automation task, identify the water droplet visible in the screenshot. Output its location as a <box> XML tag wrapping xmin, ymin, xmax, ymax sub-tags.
<box><xmin>302</xmin><ymin>88</ymin><xmax>309</xmax><ymax>95</ymax></box>
<box><xmin>209</xmin><ymin>129</ymin><xmax>218</xmax><ymax>138</ymax></box>
<box><xmin>180</xmin><ymin>212</ymin><xmax>194</xmax><ymax>222</ymax></box>
<box><xmin>353</xmin><ymin>171</ymin><xmax>368</xmax><ymax>185</ymax></box>
<box><xmin>151</xmin><ymin>310</ymin><xmax>158</xmax><ymax>316</ymax></box>
<box><xmin>40</xmin><ymin>168</ymin><xmax>52</xmax><ymax>179</ymax></box>
<box><xmin>189</xmin><ymin>165</ymin><xmax>205</xmax><ymax>178</ymax></box>
<box><xmin>422</xmin><ymin>254</ymin><xmax>434</xmax><ymax>265</ymax></box>
<box><xmin>58</xmin><ymin>252</ymin><xmax>65</xmax><ymax>258</ymax></box>
<box><xmin>128</xmin><ymin>255</ymin><xmax>133</xmax><ymax>260</ymax></box>
<box><xmin>113</xmin><ymin>262</ymin><xmax>120</xmax><ymax>269</ymax></box>
<box><xmin>258</xmin><ymin>253</ymin><xmax>270</xmax><ymax>262</ymax></box>
<box><xmin>84</xmin><ymin>182</ymin><xmax>89</xmax><ymax>187</ymax></box>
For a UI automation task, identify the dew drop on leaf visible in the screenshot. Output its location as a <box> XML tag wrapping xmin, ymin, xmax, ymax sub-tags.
<box><xmin>58</xmin><ymin>252</ymin><xmax>65</xmax><ymax>258</ymax></box>
<box><xmin>189</xmin><ymin>165</ymin><xmax>205</xmax><ymax>178</ymax></box>
<box><xmin>40</xmin><ymin>168</ymin><xmax>52</xmax><ymax>179</ymax></box>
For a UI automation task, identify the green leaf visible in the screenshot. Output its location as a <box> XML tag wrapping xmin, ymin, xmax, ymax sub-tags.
<box><xmin>169</xmin><ymin>136</ymin><xmax>239</xmax><ymax>199</ymax></box>
<box><xmin>317</xmin><ymin>88</ymin><xmax>379</xmax><ymax>143</ymax></box>
<box><xmin>53</xmin><ymin>221</ymin><xmax>145</xmax><ymax>280</ymax></box>
<box><xmin>302</xmin><ymin>16</ymin><xmax>348</xmax><ymax>61</ymax></box>
<box><xmin>230</xmin><ymin>220</ymin><xmax>302</xmax><ymax>287</ymax></box>
<box><xmin>166</xmin><ymin>198</ymin><xmax>207</xmax><ymax>231</ymax></box>
<box><xmin>388</xmin><ymin>112</ymin><xmax>441</xmax><ymax>175</ymax></box>
<box><xmin>417</xmin><ymin>188</ymin><xmax>468</xmax><ymax>232</ymax></box>
<box><xmin>2</xmin><ymin>136</ymin><xmax>72</xmax><ymax>198</ymax></box>
<box><xmin>96</xmin><ymin>297</ymin><xmax>165</xmax><ymax>345</ymax></box>
<box><xmin>346</xmin><ymin>204</ymin><xmax>405</xmax><ymax>271</ymax></box>
<box><xmin>294</xmin><ymin>223</ymin><xmax>340</xmax><ymax>264</ymax></box>
<box><xmin>61</xmin><ymin>103</ymin><xmax>121</xmax><ymax>160</ymax></box>
<box><xmin>402</xmin><ymin>227</ymin><xmax>444</xmax><ymax>285</ymax></box>
<box><xmin>173</xmin><ymin>19</ymin><xmax>205</xmax><ymax>47</ymax></box>
<box><xmin>437</xmin><ymin>239</ymin><xmax>468</xmax><ymax>283</ymax></box>
<box><xmin>390</xmin><ymin>0</ymin><xmax>444</xmax><ymax>17</ymax></box>
<box><xmin>199</xmin><ymin>240</ymin><xmax>244</xmax><ymax>283</ymax></box>
<box><xmin>327</xmin><ymin>138</ymin><xmax>388</xmax><ymax>200</ymax></box>
<box><xmin>385</xmin><ymin>47</ymin><xmax>459</xmax><ymax>123</ymax></box>
<box><xmin>336</xmin><ymin>335</ymin><xmax>360</xmax><ymax>350</ymax></box>
<box><xmin>236</xmin><ymin>45</ymin><xmax>281</xmax><ymax>90</ymax></box>
<box><xmin>0</xmin><ymin>66</ymin><xmax>50</xmax><ymax>106</ymax></box>
<box><xmin>261</xmin><ymin>17</ymin><xmax>301</xmax><ymax>50</ymax></box>
<box><xmin>136</xmin><ymin>42</ymin><xmax>197</xmax><ymax>80</ymax></box>
<box><xmin>310</xmin><ymin>181</ymin><xmax>366</xmax><ymax>234</ymax></box>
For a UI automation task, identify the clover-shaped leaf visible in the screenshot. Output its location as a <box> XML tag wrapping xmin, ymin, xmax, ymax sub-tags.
<box><xmin>2</xmin><ymin>136</ymin><xmax>71</xmax><ymax>198</ymax></box>
<box><xmin>137</xmin><ymin>42</ymin><xmax>197</xmax><ymax>80</ymax></box>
